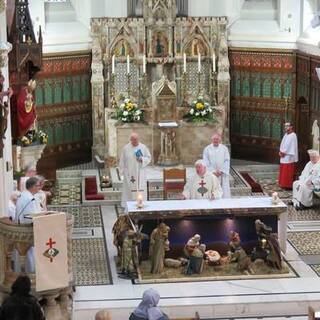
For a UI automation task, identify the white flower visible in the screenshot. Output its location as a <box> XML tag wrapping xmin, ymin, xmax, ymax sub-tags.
<box><xmin>134</xmin><ymin>116</ymin><xmax>141</xmax><ymax>121</ymax></box>
<box><xmin>198</xmin><ymin>96</ymin><xmax>203</xmax><ymax>100</ymax></box>
<box><xmin>192</xmin><ymin>101</ymin><xmax>197</xmax><ymax>104</ymax></box>
<box><xmin>195</xmin><ymin>112</ymin><xmax>200</xmax><ymax>116</ymax></box>
<box><xmin>201</xmin><ymin>110</ymin><xmax>207</xmax><ymax>116</ymax></box>
<box><xmin>122</xmin><ymin>117</ymin><xmax>127</xmax><ymax>121</ymax></box>
<box><xmin>189</xmin><ymin>109</ymin><xmax>194</xmax><ymax>115</ymax></box>
<box><xmin>135</xmin><ymin>110</ymin><xmax>141</xmax><ymax>115</ymax></box>
<box><xmin>120</xmin><ymin>103</ymin><xmax>125</xmax><ymax>109</ymax></box>
<box><xmin>123</xmin><ymin>111</ymin><xmax>129</xmax><ymax>116</ymax></box>
<box><xmin>124</xmin><ymin>98</ymin><xmax>130</xmax><ymax>103</ymax></box>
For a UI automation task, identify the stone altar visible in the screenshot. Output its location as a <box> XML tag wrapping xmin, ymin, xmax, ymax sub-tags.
<box><xmin>91</xmin><ymin>0</ymin><xmax>230</xmax><ymax>164</ymax></box>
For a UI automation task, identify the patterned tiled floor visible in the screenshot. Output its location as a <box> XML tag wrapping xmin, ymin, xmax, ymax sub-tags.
<box><xmin>72</xmin><ymin>238</ymin><xmax>111</xmax><ymax>286</ymax></box>
<box><xmin>48</xmin><ymin>205</ymin><xmax>102</xmax><ymax>228</ymax></box>
<box><xmin>288</xmin><ymin>231</ymin><xmax>320</xmax><ymax>255</ymax></box>
<box><xmin>50</xmin><ymin>183</ymin><xmax>81</xmax><ymax>205</ymax></box>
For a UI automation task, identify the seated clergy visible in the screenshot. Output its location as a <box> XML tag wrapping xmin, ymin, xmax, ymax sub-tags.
<box><xmin>292</xmin><ymin>149</ymin><xmax>320</xmax><ymax>210</ymax></box>
<box><xmin>182</xmin><ymin>159</ymin><xmax>222</xmax><ymax>200</ymax></box>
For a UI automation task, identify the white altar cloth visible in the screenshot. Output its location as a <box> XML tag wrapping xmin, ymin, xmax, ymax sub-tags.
<box><xmin>126</xmin><ymin>197</ymin><xmax>286</xmax><ymax>213</ymax></box>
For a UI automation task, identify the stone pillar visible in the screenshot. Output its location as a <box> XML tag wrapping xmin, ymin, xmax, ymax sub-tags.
<box><xmin>91</xmin><ymin>37</ymin><xmax>106</xmax><ymax>159</ymax></box>
<box><xmin>0</xmin><ymin>1</ymin><xmax>14</xmax><ymax>217</ymax></box>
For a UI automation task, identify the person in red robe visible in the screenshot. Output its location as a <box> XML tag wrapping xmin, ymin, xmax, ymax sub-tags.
<box><xmin>16</xmin><ymin>79</ymin><xmax>37</xmax><ymax>137</ymax></box>
<box><xmin>278</xmin><ymin>122</ymin><xmax>298</xmax><ymax>189</ymax></box>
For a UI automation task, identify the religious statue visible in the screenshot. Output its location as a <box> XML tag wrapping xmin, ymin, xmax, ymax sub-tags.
<box><xmin>228</xmin><ymin>231</ymin><xmax>253</xmax><ymax>274</ymax></box>
<box><xmin>149</xmin><ymin>222</ymin><xmax>171</xmax><ymax>274</ymax></box>
<box><xmin>312</xmin><ymin>120</ymin><xmax>320</xmax><ymax>152</ymax></box>
<box><xmin>0</xmin><ymin>72</ymin><xmax>13</xmax><ymax>157</ymax></box>
<box><xmin>252</xmin><ymin>219</ymin><xmax>282</xmax><ymax>270</ymax></box>
<box><xmin>120</xmin><ymin>230</ymin><xmax>138</xmax><ymax>278</ymax></box>
<box><xmin>191</xmin><ymin>38</ymin><xmax>205</xmax><ymax>56</ymax></box>
<box><xmin>16</xmin><ymin>79</ymin><xmax>37</xmax><ymax>137</ymax></box>
<box><xmin>184</xmin><ymin>234</ymin><xmax>206</xmax><ymax>275</ymax></box>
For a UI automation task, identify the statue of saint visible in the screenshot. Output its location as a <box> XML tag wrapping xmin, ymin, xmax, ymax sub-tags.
<box><xmin>16</xmin><ymin>79</ymin><xmax>37</xmax><ymax>137</ymax></box>
<box><xmin>149</xmin><ymin>222</ymin><xmax>170</xmax><ymax>274</ymax></box>
<box><xmin>312</xmin><ymin>120</ymin><xmax>320</xmax><ymax>152</ymax></box>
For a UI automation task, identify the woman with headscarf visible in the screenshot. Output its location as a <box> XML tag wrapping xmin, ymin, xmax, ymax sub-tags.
<box><xmin>0</xmin><ymin>275</ymin><xmax>45</xmax><ymax>320</ymax></box>
<box><xmin>129</xmin><ymin>288</ymin><xmax>169</xmax><ymax>320</ymax></box>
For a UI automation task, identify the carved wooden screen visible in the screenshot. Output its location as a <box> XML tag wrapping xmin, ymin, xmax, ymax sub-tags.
<box><xmin>229</xmin><ymin>49</ymin><xmax>295</xmax><ymax>163</ymax></box>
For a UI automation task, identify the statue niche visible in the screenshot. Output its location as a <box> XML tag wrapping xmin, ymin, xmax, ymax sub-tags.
<box><xmin>187</xmin><ymin>38</ymin><xmax>207</xmax><ymax>57</ymax></box>
<box><xmin>112</xmin><ymin>39</ymin><xmax>134</xmax><ymax>57</ymax></box>
<box><xmin>153</xmin><ymin>32</ymin><xmax>169</xmax><ymax>57</ymax></box>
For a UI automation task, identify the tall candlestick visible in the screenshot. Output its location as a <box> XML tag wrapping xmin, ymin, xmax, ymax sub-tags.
<box><xmin>143</xmin><ymin>55</ymin><xmax>146</xmax><ymax>74</ymax></box>
<box><xmin>183</xmin><ymin>53</ymin><xmax>187</xmax><ymax>73</ymax></box>
<box><xmin>112</xmin><ymin>55</ymin><xmax>115</xmax><ymax>74</ymax></box>
<box><xmin>127</xmin><ymin>55</ymin><xmax>130</xmax><ymax>74</ymax></box>
<box><xmin>198</xmin><ymin>53</ymin><xmax>201</xmax><ymax>73</ymax></box>
<box><xmin>212</xmin><ymin>52</ymin><xmax>216</xmax><ymax>73</ymax></box>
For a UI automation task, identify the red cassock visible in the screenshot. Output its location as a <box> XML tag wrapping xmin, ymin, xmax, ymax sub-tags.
<box><xmin>278</xmin><ymin>163</ymin><xmax>295</xmax><ymax>189</ymax></box>
<box><xmin>17</xmin><ymin>87</ymin><xmax>36</xmax><ymax>137</ymax></box>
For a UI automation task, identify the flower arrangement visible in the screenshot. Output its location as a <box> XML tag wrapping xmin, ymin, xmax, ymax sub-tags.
<box><xmin>18</xmin><ymin>130</ymin><xmax>48</xmax><ymax>147</ymax></box>
<box><xmin>183</xmin><ymin>96</ymin><xmax>216</xmax><ymax>123</ymax></box>
<box><xmin>115</xmin><ymin>98</ymin><xmax>144</xmax><ymax>124</ymax></box>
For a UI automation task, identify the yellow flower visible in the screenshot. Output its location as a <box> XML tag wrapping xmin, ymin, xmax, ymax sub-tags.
<box><xmin>196</xmin><ymin>102</ymin><xmax>204</xmax><ymax>110</ymax></box>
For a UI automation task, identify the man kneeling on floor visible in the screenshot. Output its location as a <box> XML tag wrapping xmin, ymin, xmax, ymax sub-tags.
<box><xmin>292</xmin><ymin>149</ymin><xmax>320</xmax><ymax>210</ymax></box>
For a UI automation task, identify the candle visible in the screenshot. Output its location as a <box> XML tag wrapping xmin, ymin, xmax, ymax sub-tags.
<box><xmin>143</xmin><ymin>55</ymin><xmax>146</xmax><ymax>74</ymax></box>
<box><xmin>112</xmin><ymin>55</ymin><xmax>115</xmax><ymax>74</ymax></box>
<box><xmin>183</xmin><ymin>53</ymin><xmax>186</xmax><ymax>73</ymax></box>
<box><xmin>198</xmin><ymin>53</ymin><xmax>201</xmax><ymax>73</ymax></box>
<box><xmin>127</xmin><ymin>55</ymin><xmax>130</xmax><ymax>74</ymax></box>
<box><xmin>137</xmin><ymin>193</ymin><xmax>143</xmax><ymax>208</ymax></box>
<box><xmin>212</xmin><ymin>52</ymin><xmax>216</xmax><ymax>72</ymax></box>
<box><xmin>22</xmin><ymin>34</ymin><xmax>26</xmax><ymax>42</ymax></box>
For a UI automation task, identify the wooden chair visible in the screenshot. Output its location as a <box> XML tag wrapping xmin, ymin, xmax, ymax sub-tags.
<box><xmin>163</xmin><ymin>168</ymin><xmax>186</xmax><ymax>200</ymax></box>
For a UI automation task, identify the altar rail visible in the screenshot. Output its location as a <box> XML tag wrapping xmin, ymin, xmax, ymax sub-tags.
<box><xmin>0</xmin><ymin>213</ymin><xmax>74</xmax><ymax>320</ymax></box>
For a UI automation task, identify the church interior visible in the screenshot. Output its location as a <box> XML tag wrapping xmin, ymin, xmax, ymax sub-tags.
<box><xmin>1</xmin><ymin>0</ymin><xmax>320</xmax><ymax>319</ymax></box>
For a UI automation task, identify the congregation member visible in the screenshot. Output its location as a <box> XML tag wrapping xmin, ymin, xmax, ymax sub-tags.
<box><xmin>182</xmin><ymin>160</ymin><xmax>222</xmax><ymax>200</ymax></box>
<box><xmin>6</xmin><ymin>191</ymin><xmax>20</xmax><ymax>221</ymax></box>
<box><xmin>203</xmin><ymin>133</ymin><xmax>231</xmax><ymax>198</ymax></box>
<box><xmin>292</xmin><ymin>149</ymin><xmax>320</xmax><ymax>210</ymax></box>
<box><xmin>129</xmin><ymin>288</ymin><xmax>169</xmax><ymax>320</ymax></box>
<box><xmin>19</xmin><ymin>163</ymin><xmax>37</xmax><ymax>191</ymax></box>
<box><xmin>119</xmin><ymin>132</ymin><xmax>151</xmax><ymax>208</ymax></box>
<box><xmin>278</xmin><ymin>122</ymin><xmax>298</xmax><ymax>189</ymax></box>
<box><xmin>0</xmin><ymin>275</ymin><xmax>45</xmax><ymax>320</ymax></box>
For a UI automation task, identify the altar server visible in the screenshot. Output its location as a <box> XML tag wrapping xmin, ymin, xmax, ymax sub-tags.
<box><xmin>203</xmin><ymin>133</ymin><xmax>231</xmax><ymax>198</ymax></box>
<box><xmin>119</xmin><ymin>132</ymin><xmax>151</xmax><ymax>208</ymax></box>
<box><xmin>278</xmin><ymin>122</ymin><xmax>298</xmax><ymax>189</ymax></box>
<box><xmin>182</xmin><ymin>160</ymin><xmax>222</xmax><ymax>200</ymax></box>
<box><xmin>292</xmin><ymin>149</ymin><xmax>320</xmax><ymax>210</ymax></box>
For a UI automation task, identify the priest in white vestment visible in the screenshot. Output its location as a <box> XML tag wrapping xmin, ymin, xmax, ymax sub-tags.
<box><xmin>203</xmin><ymin>133</ymin><xmax>231</xmax><ymax>198</ymax></box>
<box><xmin>15</xmin><ymin>176</ymin><xmax>42</xmax><ymax>272</ymax></box>
<box><xmin>292</xmin><ymin>149</ymin><xmax>320</xmax><ymax>209</ymax></box>
<box><xmin>182</xmin><ymin>160</ymin><xmax>223</xmax><ymax>200</ymax></box>
<box><xmin>119</xmin><ymin>132</ymin><xmax>151</xmax><ymax>208</ymax></box>
<box><xmin>278</xmin><ymin>122</ymin><xmax>298</xmax><ymax>189</ymax></box>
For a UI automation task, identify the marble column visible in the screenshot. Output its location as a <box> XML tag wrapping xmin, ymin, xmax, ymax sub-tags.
<box><xmin>0</xmin><ymin>1</ymin><xmax>13</xmax><ymax>217</ymax></box>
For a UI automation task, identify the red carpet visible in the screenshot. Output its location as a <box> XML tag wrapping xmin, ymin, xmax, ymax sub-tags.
<box><xmin>239</xmin><ymin>172</ymin><xmax>264</xmax><ymax>193</ymax></box>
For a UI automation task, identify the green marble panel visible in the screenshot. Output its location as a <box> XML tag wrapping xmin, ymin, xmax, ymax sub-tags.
<box><xmin>262</xmin><ymin>78</ymin><xmax>271</xmax><ymax>98</ymax></box>
<box><xmin>273</xmin><ymin>77</ymin><xmax>282</xmax><ymax>99</ymax></box>
<box><xmin>250</xmin><ymin>113</ymin><xmax>260</xmax><ymax>136</ymax></box>
<box><xmin>271</xmin><ymin>116</ymin><xmax>281</xmax><ymax>140</ymax></box>
<box><xmin>73</xmin><ymin>76</ymin><xmax>81</xmax><ymax>102</ymax></box>
<box><xmin>283</xmin><ymin>79</ymin><xmax>292</xmax><ymax>98</ymax></box>
<box><xmin>64</xmin><ymin>121</ymin><xmax>73</xmax><ymax>143</ymax></box>
<box><xmin>81</xmin><ymin>76</ymin><xmax>90</xmax><ymax>101</ymax></box>
<box><xmin>235</xmin><ymin>74</ymin><xmax>241</xmax><ymax>96</ymax></box>
<box><xmin>252</xmin><ymin>75</ymin><xmax>261</xmax><ymax>97</ymax></box>
<box><xmin>261</xmin><ymin>114</ymin><xmax>271</xmax><ymax>138</ymax></box>
<box><xmin>35</xmin><ymin>85</ymin><xmax>44</xmax><ymax>106</ymax></box>
<box><xmin>54</xmin><ymin>80</ymin><xmax>63</xmax><ymax>104</ymax></box>
<box><xmin>240</xmin><ymin>112</ymin><xmax>250</xmax><ymax>136</ymax></box>
<box><xmin>73</xmin><ymin>118</ymin><xmax>81</xmax><ymax>141</ymax></box>
<box><xmin>63</xmin><ymin>78</ymin><xmax>72</xmax><ymax>103</ymax></box>
<box><xmin>55</xmin><ymin>123</ymin><xmax>64</xmax><ymax>144</ymax></box>
<box><xmin>44</xmin><ymin>80</ymin><xmax>53</xmax><ymax>105</ymax></box>
<box><xmin>242</xmin><ymin>77</ymin><xmax>250</xmax><ymax>97</ymax></box>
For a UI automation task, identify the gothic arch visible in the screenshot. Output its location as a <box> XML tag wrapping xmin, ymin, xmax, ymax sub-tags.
<box><xmin>182</xmin><ymin>25</ymin><xmax>210</xmax><ymax>57</ymax></box>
